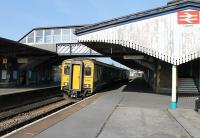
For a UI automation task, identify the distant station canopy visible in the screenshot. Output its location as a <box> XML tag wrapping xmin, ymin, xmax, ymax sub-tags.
<box><xmin>167</xmin><ymin>0</ymin><xmax>200</xmax><ymax>5</ymax></box>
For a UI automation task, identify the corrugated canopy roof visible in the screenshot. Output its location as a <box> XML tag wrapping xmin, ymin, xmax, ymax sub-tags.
<box><xmin>0</xmin><ymin>37</ymin><xmax>57</xmax><ymax>57</ymax></box>
<box><xmin>76</xmin><ymin>0</ymin><xmax>200</xmax><ymax>35</ymax></box>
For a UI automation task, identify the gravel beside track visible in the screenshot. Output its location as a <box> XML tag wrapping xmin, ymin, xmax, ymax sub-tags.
<box><xmin>0</xmin><ymin>95</ymin><xmax>78</xmax><ymax>136</ymax></box>
<box><xmin>0</xmin><ymin>97</ymin><xmax>64</xmax><ymax>121</ymax></box>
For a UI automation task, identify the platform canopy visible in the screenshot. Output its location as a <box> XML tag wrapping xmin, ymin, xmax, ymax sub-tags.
<box><xmin>0</xmin><ymin>37</ymin><xmax>57</xmax><ymax>57</ymax></box>
<box><xmin>76</xmin><ymin>0</ymin><xmax>200</xmax><ymax>65</ymax></box>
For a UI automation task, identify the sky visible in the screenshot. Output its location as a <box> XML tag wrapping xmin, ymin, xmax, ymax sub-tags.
<box><xmin>0</xmin><ymin>0</ymin><xmax>169</xmax><ymax>41</ymax></box>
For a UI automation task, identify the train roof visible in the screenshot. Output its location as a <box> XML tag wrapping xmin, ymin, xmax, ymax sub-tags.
<box><xmin>88</xmin><ymin>59</ymin><xmax>128</xmax><ymax>71</ymax></box>
<box><xmin>63</xmin><ymin>58</ymin><xmax>129</xmax><ymax>71</ymax></box>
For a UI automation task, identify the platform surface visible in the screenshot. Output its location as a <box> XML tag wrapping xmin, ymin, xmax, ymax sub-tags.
<box><xmin>169</xmin><ymin>109</ymin><xmax>200</xmax><ymax>138</ymax></box>
<box><xmin>0</xmin><ymin>83</ymin><xmax>59</xmax><ymax>96</ymax></box>
<box><xmin>33</xmin><ymin>78</ymin><xmax>197</xmax><ymax>138</ymax></box>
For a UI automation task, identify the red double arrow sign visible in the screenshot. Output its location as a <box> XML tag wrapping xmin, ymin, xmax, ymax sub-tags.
<box><xmin>178</xmin><ymin>10</ymin><xmax>200</xmax><ymax>24</ymax></box>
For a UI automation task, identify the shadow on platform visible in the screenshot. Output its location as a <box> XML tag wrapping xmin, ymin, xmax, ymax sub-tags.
<box><xmin>122</xmin><ymin>77</ymin><xmax>153</xmax><ymax>93</ymax></box>
<box><xmin>99</xmin><ymin>81</ymin><xmax>127</xmax><ymax>92</ymax></box>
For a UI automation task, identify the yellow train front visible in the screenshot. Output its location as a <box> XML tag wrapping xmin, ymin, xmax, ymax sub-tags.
<box><xmin>61</xmin><ymin>58</ymin><xmax>129</xmax><ymax>98</ymax></box>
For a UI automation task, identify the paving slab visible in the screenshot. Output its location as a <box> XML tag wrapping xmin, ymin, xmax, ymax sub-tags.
<box><xmin>169</xmin><ymin>109</ymin><xmax>200</xmax><ymax>138</ymax></box>
<box><xmin>177</xmin><ymin>97</ymin><xmax>196</xmax><ymax>109</ymax></box>
<box><xmin>98</xmin><ymin>107</ymin><xmax>190</xmax><ymax>138</ymax></box>
<box><xmin>119</xmin><ymin>92</ymin><xmax>171</xmax><ymax>109</ymax></box>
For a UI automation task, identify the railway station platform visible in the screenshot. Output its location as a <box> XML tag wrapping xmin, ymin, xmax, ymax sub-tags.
<box><xmin>0</xmin><ymin>83</ymin><xmax>60</xmax><ymax>96</ymax></box>
<box><xmin>0</xmin><ymin>83</ymin><xmax>61</xmax><ymax>113</ymax></box>
<box><xmin>6</xmin><ymin>78</ymin><xmax>200</xmax><ymax>138</ymax></box>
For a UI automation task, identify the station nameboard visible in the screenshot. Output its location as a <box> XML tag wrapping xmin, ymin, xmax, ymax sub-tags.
<box><xmin>2</xmin><ymin>58</ymin><xmax>7</xmax><ymax>64</ymax></box>
<box><xmin>17</xmin><ymin>58</ymin><xmax>28</xmax><ymax>63</ymax></box>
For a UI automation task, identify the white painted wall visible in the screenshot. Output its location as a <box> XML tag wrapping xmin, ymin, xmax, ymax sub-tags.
<box><xmin>78</xmin><ymin>9</ymin><xmax>200</xmax><ymax>65</ymax></box>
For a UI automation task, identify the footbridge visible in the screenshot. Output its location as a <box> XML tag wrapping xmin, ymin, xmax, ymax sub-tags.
<box><xmin>76</xmin><ymin>0</ymin><xmax>200</xmax><ymax>108</ymax></box>
<box><xmin>19</xmin><ymin>25</ymin><xmax>101</xmax><ymax>57</ymax></box>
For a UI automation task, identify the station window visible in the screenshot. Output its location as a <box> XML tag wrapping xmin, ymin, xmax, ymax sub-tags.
<box><xmin>71</xmin><ymin>29</ymin><xmax>77</xmax><ymax>41</ymax></box>
<box><xmin>13</xmin><ymin>70</ymin><xmax>17</xmax><ymax>80</ymax></box>
<box><xmin>27</xmin><ymin>32</ymin><xmax>34</xmax><ymax>43</ymax></box>
<box><xmin>62</xmin><ymin>29</ymin><xmax>70</xmax><ymax>42</ymax></box>
<box><xmin>53</xmin><ymin>29</ymin><xmax>61</xmax><ymax>43</ymax></box>
<box><xmin>44</xmin><ymin>30</ymin><xmax>52</xmax><ymax>43</ymax></box>
<box><xmin>85</xmin><ymin>66</ymin><xmax>91</xmax><ymax>76</ymax></box>
<box><xmin>20</xmin><ymin>38</ymin><xmax>26</xmax><ymax>44</ymax></box>
<box><xmin>1</xmin><ymin>70</ymin><xmax>7</xmax><ymax>80</ymax></box>
<box><xmin>28</xmin><ymin>70</ymin><xmax>32</xmax><ymax>79</ymax></box>
<box><xmin>36</xmin><ymin>30</ymin><xmax>43</xmax><ymax>43</ymax></box>
<box><xmin>64</xmin><ymin>65</ymin><xmax>70</xmax><ymax>75</ymax></box>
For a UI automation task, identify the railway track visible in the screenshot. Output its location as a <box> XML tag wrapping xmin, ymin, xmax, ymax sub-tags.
<box><xmin>0</xmin><ymin>94</ymin><xmax>79</xmax><ymax>137</ymax></box>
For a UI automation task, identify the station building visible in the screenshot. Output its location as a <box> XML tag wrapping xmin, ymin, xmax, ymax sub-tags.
<box><xmin>1</xmin><ymin>0</ymin><xmax>200</xmax><ymax>108</ymax></box>
<box><xmin>0</xmin><ymin>37</ymin><xmax>57</xmax><ymax>87</ymax></box>
<box><xmin>0</xmin><ymin>25</ymin><xmax>103</xmax><ymax>88</ymax></box>
<box><xmin>75</xmin><ymin>0</ymin><xmax>200</xmax><ymax>108</ymax></box>
<box><xmin>0</xmin><ymin>25</ymin><xmax>104</xmax><ymax>87</ymax></box>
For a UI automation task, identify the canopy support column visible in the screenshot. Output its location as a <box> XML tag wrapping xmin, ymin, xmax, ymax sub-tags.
<box><xmin>170</xmin><ymin>65</ymin><xmax>177</xmax><ymax>109</ymax></box>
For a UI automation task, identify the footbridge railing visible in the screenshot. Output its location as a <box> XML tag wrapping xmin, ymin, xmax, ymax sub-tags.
<box><xmin>56</xmin><ymin>43</ymin><xmax>101</xmax><ymax>56</ymax></box>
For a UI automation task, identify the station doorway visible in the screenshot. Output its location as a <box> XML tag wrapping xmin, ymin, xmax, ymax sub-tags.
<box><xmin>20</xmin><ymin>71</ymin><xmax>27</xmax><ymax>85</ymax></box>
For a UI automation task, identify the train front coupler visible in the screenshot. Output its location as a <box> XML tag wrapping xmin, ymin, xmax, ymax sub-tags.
<box><xmin>71</xmin><ymin>91</ymin><xmax>79</xmax><ymax>98</ymax></box>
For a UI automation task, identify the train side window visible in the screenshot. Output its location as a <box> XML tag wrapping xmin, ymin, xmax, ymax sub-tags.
<box><xmin>85</xmin><ymin>66</ymin><xmax>91</xmax><ymax>76</ymax></box>
<box><xmin>64</xmin><ymin>65</ymin><xmax>70</xmax><ymax>75</ymax></box>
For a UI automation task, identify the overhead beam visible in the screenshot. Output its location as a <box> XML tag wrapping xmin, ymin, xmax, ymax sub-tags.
<box><xmin>123</xmin><ymin>55</ymin><xmax>145</xmax><ymax>60</ymax></box>
<box><xmin>133</xmin><ymin>59</ymin><xmax>155</xmax><ymax>71</ymax></box>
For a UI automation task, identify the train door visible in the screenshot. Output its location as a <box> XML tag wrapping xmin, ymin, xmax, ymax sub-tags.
<box><xmin>61</xmin><ymin>63</ymin><xmax>70</xmax><ymax>88</ymax></box>
<box><xmin>71</xmin><ymin>62</ymin><xmax>83</xmax><ymax>91</ymax></box>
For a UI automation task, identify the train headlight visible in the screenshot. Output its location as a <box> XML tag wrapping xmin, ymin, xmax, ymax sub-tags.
<box><xmin>64</xmin><ymin>82</ymin><xmax>68</xmax><ymax>86</ymax></box>
<box><xmin>83</xmin><ymin>84</ymin><xmax>90</xmax><ymax>88</ymax></box>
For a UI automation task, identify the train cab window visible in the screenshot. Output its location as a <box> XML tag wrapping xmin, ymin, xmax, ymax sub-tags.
<box><xmin>85</xmin><ymin>66</ymin><xmax>91</xmax><ymax>76</ymax></box>
<box><xmin>64</xmin><ymin>65</ymin><xmax>70</xmax><ymax>75</ymax></box>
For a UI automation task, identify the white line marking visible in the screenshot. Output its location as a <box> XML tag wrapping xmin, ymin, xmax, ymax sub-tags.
<box><xmin>129</xmin><ymin>79</ymin><xmax>134</xmax><ymax>82</ymax></box>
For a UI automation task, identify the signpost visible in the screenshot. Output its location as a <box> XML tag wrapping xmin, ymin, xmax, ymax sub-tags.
<box><xmin>17</xmin><ymin>58</ymin><xmax>28</xmax><ymax>64</ymax></box>
<box><xmin>2</xmin><ymin>58</ymin><xmax>7</xmax><ymax>64</ymax></box>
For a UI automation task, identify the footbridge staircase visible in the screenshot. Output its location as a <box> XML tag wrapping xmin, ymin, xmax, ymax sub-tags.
<box><xmin>178</xmin><ymin>78</ymin><xmax>199</xmax><ymax>93</ymax></box>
